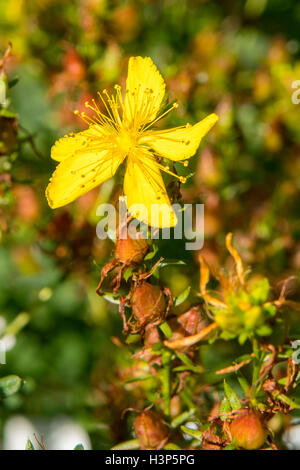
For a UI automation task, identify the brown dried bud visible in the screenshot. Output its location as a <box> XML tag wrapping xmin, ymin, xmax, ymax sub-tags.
<box><xmin>115</xmin><ymin>229</ymin><xmax>149</xmax><ymax>264</ymax></box>
<box><xmin>131</xmin><ymin>282</ymin><xmax>166</xmax><ymax>328</ymax></box>
<box><xmin>229</xmin><ymin>410</ymin><xmax>267</xmax><ymax>450</ymax></box>
<box><xmin>134</xmin><ymin>410</ymin><xmax>168</xmax><ymax>449</ymax></box>
<box><xmin>0</xmin><ymin>116</ymin><xmax>17</xmax><ymax>155</ymax></box>
<box><xmin>262</xmin><ymin>378</ymin><xmax>277</xmax><ymax>393</ymax></box>
<box><xmin>201</xmin><ymin>426</ymin><xmax>223</xmax><ymax>450</ymax></box>
<box><xmin>168</xmin><ymin>306</ymin><xmax>208</xmax><ymax>350</ymax></box>
<box><xmin>177</xmin><ymin>306</ymin><xmax>208</xmax><ymax>335</ymax></box>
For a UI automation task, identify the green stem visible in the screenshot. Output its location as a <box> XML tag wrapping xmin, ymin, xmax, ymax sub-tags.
<box><xmin>161</xmin><ymin>349</ymin><xmax>172</xmax><ymax>419</ymax></box>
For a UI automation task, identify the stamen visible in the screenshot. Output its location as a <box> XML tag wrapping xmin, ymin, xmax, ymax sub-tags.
<box><xmin>142</xmin><ymin>102</ymin><xmax>179</xmax><ymax>131</ymax></box>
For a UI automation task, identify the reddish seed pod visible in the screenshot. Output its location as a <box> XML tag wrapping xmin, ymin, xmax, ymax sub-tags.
<box><xmin>134</xmin><ymin>410</ymin><xmax>168</xmax><ymax>449</ymax></box>
<box><xmin>115</xmin><ymin>229</ymin><xmax>149</xmax><ymax>264</ymax></box>
<box><xmin>131</xmin><ymin>282</ymin><xmax>166</xmax><ymax>327</ymax></box>
<box><xmin>229</xmin><ymin>410</ymin><xmax>267</xmax><ymax>450</ymax></box>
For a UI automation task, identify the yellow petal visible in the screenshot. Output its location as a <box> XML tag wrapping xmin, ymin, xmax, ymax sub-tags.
<box><xmin>123</xmin><ymin>57</ymin><xmax>166</xmax><ymax>128</ymax></box>
<box><xmin>51</xmin><ymin>125</ymin><xmax>106</xmax><ymax>162</ymax></box>
<box><xmin>46</xmin><ymin>149</ymin><xmax>124</xmax><ymax>208</ymax></box>
<box><xmin>139</xmin><ymin>113</ymin><xmax>218</xmax><ymax>161</ymax></box>
<box><xmin>124</xmin><ymin>150</ymin><xmax>177</xmax><ymax>228</ymax></box>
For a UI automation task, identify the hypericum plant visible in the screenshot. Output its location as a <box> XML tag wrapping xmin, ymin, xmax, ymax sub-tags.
<box><xmin>43</xmin><ymin>54</ymin><xmax>300</xmax><ymax>450</ymax></box>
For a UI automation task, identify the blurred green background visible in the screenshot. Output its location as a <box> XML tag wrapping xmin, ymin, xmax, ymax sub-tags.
<box><xmin>0</xmin><ymin>0</ymin><xmax>300</xmax><ymax>449</ymax></box>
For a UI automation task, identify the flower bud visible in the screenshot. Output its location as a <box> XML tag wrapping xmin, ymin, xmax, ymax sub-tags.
<box><xmin>229</xmin><ymin>410</ymin><xmax>267</xmax><ymax>450</ymax></box>
<box><xmin>115</xmin><ymin>229</ymin><xmax>148</xmax><ymax>264</ymax></box>
<box><xmin>0</xmin><ymin>116</ymin><xmax>17</xmax><ymax>155</ymax></box>
<box><xmin>131</xmin><ymin>282</ymin><xmax>166</xmax><ymax>327</ymax></box>
<box><xmin>134</xmin><ymin>410</ymin><xmax>168</xmax><ymax>449</ymax></box>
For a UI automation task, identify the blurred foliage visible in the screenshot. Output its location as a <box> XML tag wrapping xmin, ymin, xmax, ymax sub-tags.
<box><xmin>0</xmin><ymin>0</ymin><xmax>300</xmax><ymax>450</ymax></box>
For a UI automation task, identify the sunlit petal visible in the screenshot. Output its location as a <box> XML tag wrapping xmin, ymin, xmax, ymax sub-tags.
<box><xmin>139</xmin><ymin>113</ymin><xmax>218</xmax><ymax>161</ymax></box>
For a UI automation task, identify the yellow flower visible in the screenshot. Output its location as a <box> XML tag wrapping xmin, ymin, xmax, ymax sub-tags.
<box><xmin>46</xmin><ymin>56</ymin><xmax>218</xmax><ymax>227</ymax></box>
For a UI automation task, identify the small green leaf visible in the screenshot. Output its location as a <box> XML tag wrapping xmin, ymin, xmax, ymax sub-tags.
<box><xmin>123</xmin><ymin>267</ymin><xmax>134</xmax><ymax>281</ymax></box>
<box><xmin>175</xmin><ymin>286</ymin><xmax>191</xmax><ymax>307</ymax></box>
<box><xmin>163</xmin><ymin>443</ymin><xmax>182</xmax><ymax>450</ymax></box>
<box><xmin>160</xmin><ymin>259</ymin><xmax>186</xmax><ymax>267</ymax></box>
<box><xmin>74</xmin><ymin>444</ymin><xmax>84</xmax><ymax>450</ymax></box>
<box><xmin>171</xmin><ymin>409</ymin><xmax>196</xmax><ymax>428</ymax></box>
<box><xmin>25</xmin><ymin>439</ymin><xmax>34</xmax><ymax>450</ymax></box>
<box><xmin>159</xmin><ymin>321</ymin><xmax>173</xmax><ymax>339</ymax></box>
<box><xmin>0</xmin><ymin>375</ymin><xmax>22</xmax><ymax>398</ymax></box>
<box><xmin>111</xmin><ymin>439</ymin><xmax>140</xmax><ymax>450</ymax></box>
<box><xmin>144</xmin><ymin>245</ymin><xmax>158</xmax><ymax>260</ymax></box>
<box><xmin>224</xmin><ymin>438</ymin><xmax>237</xmax><ymax>450</ymax></box>
<box><xmin>250</xmin><ymin>278</ymin><xmax>270</xmax><ymax>304</ymax></box>
<box><xmin>0</xmin><ymin>109</ymin><xmax>16</xmax><ymax>118</ymax></box>
<box><xmin>125</xmin><ymin>334</ymin><xmax>140</xmax><ymax>344</ymax></box>
<box><xmin>8</xmin><ymin>77</ymin><xmax>19</xmax><ymax>89</ymax></box>
<box><xmin>103</xmin><ymin>294</ymin><xmax>120</xmax><ymax>305</ymax></box>
<box><xmin>256</xmin><ymin>324</ymin><xmax>272</xmax><ymax>336</ymax></box>
<box><xmin>224</xmin><ymin>380</ymin><xmax>241</xmax><ymax>410</ymax></box>
<box><xmin>219</xmin><ymin>396</ymin><xmax>231</xmax><ymax>421</ymax></box>
<box><xmin>181</xmin><ymin>425</ymin><xmax>203</xmax><ymax>440</ymax></box>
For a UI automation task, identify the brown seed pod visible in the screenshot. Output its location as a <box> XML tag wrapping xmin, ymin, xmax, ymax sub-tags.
<box><xmin>134</xmin><ymin>410</ymin><xmax>168</xmax><ymax>449</ymax></box>
<box><xmin>131</xmin><ymin>282</ymin><xmax>166</xmax><ymax>328</ymax></box>
<box><xmin>228</xmin><ymin>409</ymin><xmax>267</xmax><ymax>450</ymax></box>
<box><xmin>115</xmin><ymin>231</ymin><xmax>149</xmax><ymax>264</ymax></box>
<box><xmin>0</xmin><ymin>116</ymin><xmax>17</xmax><ymax>155</ymax></box>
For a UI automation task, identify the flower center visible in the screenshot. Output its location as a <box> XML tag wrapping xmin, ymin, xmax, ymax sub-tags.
<box><xmin>117</xmin><ymin>130</ymin><xmax>136</xmax><ymax>155</ymax></box>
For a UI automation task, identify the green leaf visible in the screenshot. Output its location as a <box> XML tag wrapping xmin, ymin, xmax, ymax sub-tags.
<box><xmin>125</xmin><ymin>334</ymin><xmax>140</xmax><ymax>344</ymax></box>
<box><xmin>123</xmin><ymin>267</ymin><xmax>134</xmax><ymax>282</ymax></box>
<box><xmin>74</xmin><ymin>444</ymin><xmax>84</xmax><ymax>450</ymax></box>
<box><xmin>219</xmin><ymin>397</ymin><xmax>231</xmax><ymax>421</ymax></box>
<box><xmin>25</xmin><ymin>439</ymin><xmax>34</xmax><ymax>450</ymax></box>
<box><xmin>0</xmin><ymin>375</ymin><xmax>22</xmax><ymax>398</ymax></box>
<box><xmin>224</xmin><ymin>438</ymin><xmax>237</xmax><ymax>450</ymax></box>
<box><xmin>103</xmin><ymin>294</ymin><xmax>120</xmax><ymax>305</ymax></box>
<box><xmin>256</xmin><ymin>324</ymin><xmax>272</xmax><ymax>336</ymax></box>
<box><xmin>163</xmin><ymin>443</ymin><xmax>182</xmax><ymax>450</ymax></box>
<box><xmin>8</xmin><ymin>77</ymin><xmax>19</xmax><ymax>89</ymax></box>
<box><xmin>171</xmin><ymin>409</ymin><xmax>196</xmax><ymax>428</ymax></box>
<box><xmin>159</xmin><ymin>321</ymin><xmax>173</xmax><ymax>339</ymax></box>
<box><xmin>224</xmin><ymin>380</ymin><xmax>241</xmax><ymax>410</ymax></box>
<box><xmin>144</xmin><ymin>245</ymin><xmax>158</xmax><ymax>260</ymax></box>
<box><xmin>249</xmin><ymin>278</ymin><xmax>270</xmax><ymax>304</ymax></box>
<box><xmin>159</xmin><ymin>259</ymin><xmax>186</xmax><ymax>267</ymax></box>
<box><xmin>181</xmin><ymin>425</ymin><xmax>203</xmax><ymax>440</ymax></box>
<box><xmin>175</xmin><ymin>286</ymin><xmax>191</xmax><ymax>307</ymax></box>
<box><xmin>0</xmin><ymin>109</ymin><xmax>16</xmax><ymax>118</ymax></box>
<box><xmin>237</xmin><ymin>374</ymin><xmax>250</xmax><ymax>395</ymax></box>
<box><xmin>111</xmin><ymin>439</ymin><xmax>140</xmax><ymax>450</ymax></box>
<box><xmin>125</xmin><ymin>376</ymin><xmax>153</xmax><ymax>384</ymax></box>
<box><xmin>238</xmin><ymin>332</ymin><xmax>249</xmax><ymax>345</ymax></box>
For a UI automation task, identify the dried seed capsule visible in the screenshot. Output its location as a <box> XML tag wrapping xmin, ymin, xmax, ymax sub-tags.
<box><xmin>131</xmin><ymin>282</ymin><xmax>166</xmax><ymax>327</ymax></box>
<box><xmin>115</xmin><ymin>229</ymin><xmax>149</xmax><ymax>264</ymax></box>
<box><xmin>134</xmin><ymin>410</ymin><xmax>168</xmax><ymax>449</ymax></box>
